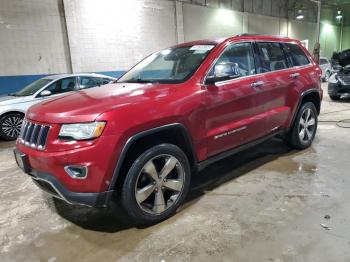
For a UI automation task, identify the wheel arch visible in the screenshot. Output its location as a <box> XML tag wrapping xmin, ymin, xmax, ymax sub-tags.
<box><xmin>0</xmin><ymin>110</ymin><xmax>25</xmax><ymax>118</ymax></box>
<box><xmin>108</xmin><ymin>123</ymin><xmax>197</xmax><ymax>193</ymax></box>
<box><xmin>289</xmin><ymin>88</ymin><xmax>321</xmax><ymax>131</ymax></box>
<box><xmin>300</xmin><ymin>89</ymin><xmax>321</xmax><ymax>114</ymax></box>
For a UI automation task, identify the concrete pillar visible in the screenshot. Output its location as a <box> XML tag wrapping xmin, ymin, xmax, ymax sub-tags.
<box><xmin>175</xmin><ymin>1</ymin><xmax>185</xmax><ymax>43</ymax></box>
<box><xmin>242</xmin><ymin>12</ymin><xmax>248</xmax><ymax>33</ymax></box>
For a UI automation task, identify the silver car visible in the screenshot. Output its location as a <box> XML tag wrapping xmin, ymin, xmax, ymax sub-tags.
<box><xmin>319</xmin><ymin>57</ymin><xmax>333</xmax><ymax>82</ymax></box>
<box><xmin>0</xmin><ymin>73</ymin><xmax>116</xmax><ymax>140</ymax></box>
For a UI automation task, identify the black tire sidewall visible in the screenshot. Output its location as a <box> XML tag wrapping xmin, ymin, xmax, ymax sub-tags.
<box><xmin>121</xmin><ymin>143</ymin><xmax>191</xmax><ymax>225</ymax></box>
<box><xmin>289</xmin><ymin>102</ymin><xmax>318</xmax><ymax>149</ymax></box>
<box><xmin>0</xmin><ymin>113</ymin><xmax>23</xmax><ymax>140</ymax></box>
<box><xmin>330</xmin><ymin>95</ymin><xmax>340</xmax><ymax>101</ymax></box>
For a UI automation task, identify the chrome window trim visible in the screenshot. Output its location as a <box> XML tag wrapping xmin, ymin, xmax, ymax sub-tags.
<box><xmin>202</xmin><ymin>39</ymin><xmax>313</xmax><ymax>87</ymax></box>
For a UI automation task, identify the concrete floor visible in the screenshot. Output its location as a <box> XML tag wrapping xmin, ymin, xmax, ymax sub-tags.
<box><xmin>1</xmin><ymin>83</ymin><xmax>350</xmax><ymax>262</ymax></box>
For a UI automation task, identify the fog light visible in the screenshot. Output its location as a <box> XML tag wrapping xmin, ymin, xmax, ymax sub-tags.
<box><xmin>64</xmin><ymin>165</ymin><xmax>88</xmax><ymax>179</ymax></box>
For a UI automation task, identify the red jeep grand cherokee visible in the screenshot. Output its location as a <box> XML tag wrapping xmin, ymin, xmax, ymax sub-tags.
<box><xmin>15</xmin><ymin>34</ymin><xmax>322</xmax><ymax>224</ymax></box>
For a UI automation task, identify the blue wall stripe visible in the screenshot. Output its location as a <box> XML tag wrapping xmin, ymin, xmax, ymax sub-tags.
<box><xmin>0</xmin><ymin>71</ymin><xmax>126</xmax><ymax>96</ymax></box>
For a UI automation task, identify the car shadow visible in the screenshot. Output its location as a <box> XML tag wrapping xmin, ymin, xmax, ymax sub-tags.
<box><xmin>330</xmin><ymin>95</ymin><xmax>350</xmax><ymax>103</ymax></box>
<box><xmin>53</xmin><ymin>137</ymin><xmax>295</xmax><ymax>233</ymax></box>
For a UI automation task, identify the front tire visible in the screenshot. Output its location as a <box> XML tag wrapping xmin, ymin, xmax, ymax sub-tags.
<box><xmin>287</xmin><ymin>102</ymin><xmax>318</xmax><ymax>150</ymax></box>
<box><xmin>330</xmin><ymin>95</ymin><xmax>341</xmax><ymax>101</ymax></box>
<box><xmin>121</xmin><ymin>143</ymin><xmax>191</xmax><ymax>225</ymax></box>
<box><xmin>0</xmin><ymin>113</ymin><xmax>24</xmax><ymax>140</ymax></box>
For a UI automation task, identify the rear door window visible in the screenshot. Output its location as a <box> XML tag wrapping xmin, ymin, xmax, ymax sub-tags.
<box><xmin>255</xmin><ymin>42</ymin><xmax>288</xmax><ymax>73</ymax></box>
<box><xmin>45</xmin><ymin>77</ymin><xmax>77</xmax><ymax>95</ymax></box>
<box><xmin>283</xmin><ymin>43</ymin><xmax>310</xmax><ymax>66</ymax></box>
<box><xmin>79</xmin><ymin>77</ymin><xmax>98</xmax><ymax>89</ymax></box>
<box><xmin>95</xmin><ymin>77</ymin><xmax>112</xmax><ymax>85</ymax></box>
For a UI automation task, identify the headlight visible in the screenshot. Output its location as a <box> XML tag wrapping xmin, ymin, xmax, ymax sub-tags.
<box><xmin>328</xmin><ymin>73</ymin><xmax>338</xmax><ymax>84</ymax></box>
<box><xmin>59</xmin><ymin>121</ymin><xmax>106</xmax><ymax>140</ymax></box>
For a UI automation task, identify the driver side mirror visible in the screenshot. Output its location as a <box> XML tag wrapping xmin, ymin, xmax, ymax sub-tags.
<box><xmin>39</xmin><ymin>90</ymin><xmax>52</xmax><ymax>97</ymax></box>
<box><xmin>205</xmin><ymin>62</ymin><xmax>240</xmax><ymax>85</ymax></box>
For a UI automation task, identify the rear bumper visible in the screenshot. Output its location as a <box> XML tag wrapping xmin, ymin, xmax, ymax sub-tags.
<box><xmin>29</xmin><ymin>168</ymin><xmax>113</xmax><ymax>207</ymax></box>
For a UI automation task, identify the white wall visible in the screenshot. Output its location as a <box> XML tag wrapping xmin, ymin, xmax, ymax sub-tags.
<box><xmin>183</xmin><ymin>4</ymin><xmax>243</xmax><ymax>41</ymax></box>
<box><xmin>319</xmin><ymin>23</ymin><xmax>341</xmax><ymax>58</ymax></box>
<box><xmin>247</xmin><ymin>13</ymin><xmax>287</xmax><ymax>35</ymax></box>
<box><xmin>0</xmin><ymin>0</ymin><xmax>71</xmax><ymax>76</ymax></box>
<box><xmin>0</xmin><ymin>0</ymin><xmax>343</xmax><ymax>78</ymax></box>
<box><xmin>63</xmin><ymin>0</ymin><xmax>177</xmax><ymax>73</ymax></box>
<box><xmin>341</xmin><ymin>26</ymin><xmax>350</xmax><ymax>51</ymax></box>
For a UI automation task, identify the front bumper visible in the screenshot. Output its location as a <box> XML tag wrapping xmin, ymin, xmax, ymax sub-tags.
<box><xmin>14</xmin><ymin>132</ymin><xmax>123</xmax><ymax>207</ymax></box>
<box><xmin>15</xmin><ymin>134</ymin><xmax>122</xmax><ymax>193</ymax></box>
<box><xmin>14</xmin><ymin>148</ymin><xmax>113</xmax><ymax>207</ymax></box>
<box><xmin>31</xmin><ymin>169</ymin><xmax>113</xmax><ymax>207</ymax></box>
<box><xmin>328</xmin><ymin>82</ymin><xmax>350</xmax><ymax>96</ymax></box>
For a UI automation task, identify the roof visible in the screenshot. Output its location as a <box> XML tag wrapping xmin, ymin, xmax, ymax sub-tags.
<box><xmin>42</xmin><ymin>73</ymin><xmax>116</xmax><ymax>80</ymax></box>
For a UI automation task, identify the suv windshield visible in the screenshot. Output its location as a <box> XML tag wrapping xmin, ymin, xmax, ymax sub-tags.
<box><xmin>13</xmin><ymin>78</ymin><xmax>52</xmax><ymax>96</ymax></box>
<box><xmin>118</xmin><ymin>45</ymin><xmax>215</xmax><ymax>84</ymax></box>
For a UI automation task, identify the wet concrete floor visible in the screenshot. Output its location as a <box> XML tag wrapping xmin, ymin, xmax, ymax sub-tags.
<box><xmin>1</xmin><ymin>83</ymin><xmax>350</xmax><ymax>261</ymax></box>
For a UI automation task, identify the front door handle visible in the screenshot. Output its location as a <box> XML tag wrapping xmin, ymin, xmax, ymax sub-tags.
<box><xmin>290</xmin><ymin>73</ymin><xmax>300</xmax><ymax>78</ymax></box>
<box><xmin>251</xmin><ymin>81</ymin><xmax>264</xmax><ymax>88</ymax></box>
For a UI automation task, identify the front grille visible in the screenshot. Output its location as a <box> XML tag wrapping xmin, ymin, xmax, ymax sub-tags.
<box><xmin>19</xmin><ymin>119</ymin><xmax>50</xmax><ymax>150</ymax></box>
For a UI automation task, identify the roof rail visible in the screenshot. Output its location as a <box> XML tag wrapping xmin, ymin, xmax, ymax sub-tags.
<box><xmin>236</xmin><ymin>33</ymin><xmax>289</xmax><ymax>38</ymax></box>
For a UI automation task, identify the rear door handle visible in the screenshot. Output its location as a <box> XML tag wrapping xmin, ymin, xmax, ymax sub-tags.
<box><xmin>251</xmin><ymin>81</ymin><xmax>264</xmax><ymax>88</ymax></box>
<box><xmin>290</xmin><ymin>73</ymin><xmax>300</xmax><ymax>78</ymax></box>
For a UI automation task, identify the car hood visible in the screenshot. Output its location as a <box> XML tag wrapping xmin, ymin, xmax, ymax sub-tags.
<box><xmin>332</xmin><ymin>49</ymin><xmax>350</xmax><ymax>67</ymax></box>
<box><xmin>0</xmin><ymin>95</ymin><xmax>34</xmax><ymax>106</ymax></box>
<box><xmin>27</xmin><ymin>82</ymin><xmax>174</xmax><ymax>123</ymax></box>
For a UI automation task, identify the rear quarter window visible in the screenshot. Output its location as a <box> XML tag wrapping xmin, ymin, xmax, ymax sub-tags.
<box><xmin>283</xmin><ymin>43</ymin><xmax>310</xmax><ymax>66</ymax></box>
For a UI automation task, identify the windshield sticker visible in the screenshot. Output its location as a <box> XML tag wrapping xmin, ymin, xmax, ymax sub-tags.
<box><xmin>190</xmin><ymin>45</ymin><xmax>215</xmax><ymax>52</ymax></box>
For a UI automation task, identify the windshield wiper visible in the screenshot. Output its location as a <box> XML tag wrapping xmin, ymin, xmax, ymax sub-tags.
<box><xmin>8</xmin><ymin>92</ymin><xmax>17</xmax><ymax>96</ymax></box>
<box><xmin>124</xmin><ymin>78</ymin><xmax>159</xmax><ymax>84</ymax></box>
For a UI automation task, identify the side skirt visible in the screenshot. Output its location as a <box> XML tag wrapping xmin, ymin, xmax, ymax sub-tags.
<box><xmin>196</xmin><ymin>130</ymin><xmax>285</xmax><ymax>172</ymax></box>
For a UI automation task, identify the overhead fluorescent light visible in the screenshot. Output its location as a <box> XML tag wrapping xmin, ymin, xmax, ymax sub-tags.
<box><xmin>336</xmin><ymin>10</ymin><xmax>343</xmax><ymax>20</ymax></box>
<box><xmin>296</xmin><ymin>10</ymin><xmax>304</xmax><ymax>20</ymax></box>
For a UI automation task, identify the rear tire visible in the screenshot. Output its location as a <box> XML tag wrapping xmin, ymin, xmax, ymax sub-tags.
<box><xmin>287</xmin><ymin>102</ymin><xmax>318</xmax><ymax>150</ymax></box>
<box><xmin>0</xmin><ymin>113</ymin><xmax>24</xmax><ymax>140</ymax></box>
<box><xmin>121</xmin><ymin>143</ymin><xmax>191</xmax><ymax>225</ymax></box>
<box><xmin>330</xmin><ymin>95</ymin><xmax>341</xmax><ymax>101</ymax></box>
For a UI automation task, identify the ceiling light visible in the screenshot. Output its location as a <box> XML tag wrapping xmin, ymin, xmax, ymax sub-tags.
<box><xmin>296</xmin><ymin>10</ymin><xmax>304</xmax><ymax>20</ymax></box>
<box><xmin>336</xmin><ymin>10</ymin><xmax>343</xmax><ymax>20</ymax></box>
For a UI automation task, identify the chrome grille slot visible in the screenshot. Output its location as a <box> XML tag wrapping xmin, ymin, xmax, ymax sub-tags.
<box><xmin>19</xmin><ymin>120</ymin><xmax>50</xmax><ymax>150</ymax></box>
<box><xmin>24</xmin><ymin>123</ymin><xmax>34</xmax><ymax>145</ymax></box>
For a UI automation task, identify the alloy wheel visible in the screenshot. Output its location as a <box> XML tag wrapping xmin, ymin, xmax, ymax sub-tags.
<box><xmin>135</xmin><ymin>154</ymin><xmax>185</xmax><ymax>215</ymax></box>
<box><xmin>298</xmin><ymin>108</ymin><xmax>316</xmax><ymax>143</ymax></box>
<box><xmin>1</xmin><ymin>115</ymin><xmax>23</xmax><ymax>139</ymax></box>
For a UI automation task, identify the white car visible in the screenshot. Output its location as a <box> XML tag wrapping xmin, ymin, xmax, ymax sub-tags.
<box><xmin>319</xmin><ymin>57</ymin><xmax>333</xmax><ymax>82</ymax></box>
<box><xmin>0</xmin><ymin>73</ymin><xmax>116</xmax><ymax>140</ymax></box>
